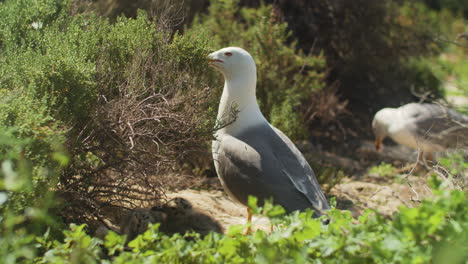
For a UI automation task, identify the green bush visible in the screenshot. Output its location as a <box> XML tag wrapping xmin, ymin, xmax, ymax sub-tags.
<box><xmin>1</xmin><ymin>2</ymin><xmax>467</xmax><ymax>263</ymax></box>
<box><xmin>188</xmin><ymin>0</ymin><xmax>327</xmax><ymax>139</ymax></box>
<box><xmin>0</xmin><ymin>0</ymin><xmax>217</xmax><ymax>227</ymax></box>
<box><xmin>0</xmin><ymin>128</ymin><xmax>66</xmax><ymax>263</ymax></box>
<box><xmin>0</xmin><ymin>0</ymin><xmax>68</xmax><ymax>52</ymax></box>
<box><xmin>423</xmin><ymin>0</ymin><xmax>468</xmax><ymax>18</ymax></box>
<box><xmin>243</xmin><ymin>0</ymin><xmax>449</xmax><ymax>112</ymax></box>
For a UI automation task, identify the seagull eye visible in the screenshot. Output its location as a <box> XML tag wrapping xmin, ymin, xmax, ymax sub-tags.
<box><xmin>224</xmin><ymin>52</ymin><xmax>233</xmax><ymax>57</ymax></box>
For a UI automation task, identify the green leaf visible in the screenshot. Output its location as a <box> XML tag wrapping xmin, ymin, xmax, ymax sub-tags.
<box><xmin>248</xmin><ymin>195</ymin><xmax>259</xmax><ymax>214</ymax></box>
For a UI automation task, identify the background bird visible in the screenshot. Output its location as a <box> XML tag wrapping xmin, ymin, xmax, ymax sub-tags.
<box><xmin>372</xmin><ymin>102</ymin><xmax>468</xmax><ymax>163</ymax></box>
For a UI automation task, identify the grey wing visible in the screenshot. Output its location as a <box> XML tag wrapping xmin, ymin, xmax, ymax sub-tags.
<box><xmin>271</xmin><ymin>126</ymin><xmax>330</xmax><ymax>213</ymax></box>
<box><xmin>403</xmin><ymin>104</ymin><xmax>468</xmax><ymax>149</ymax></box>
<box><xmin>216</xmin><ymin>126</ymin><xmax>329</xmax><ymax>215</ymax></box>
<box><xmin>216</xmin><ymin>136</ymin><xmax>312</xmax><ymax>213</ymax></box>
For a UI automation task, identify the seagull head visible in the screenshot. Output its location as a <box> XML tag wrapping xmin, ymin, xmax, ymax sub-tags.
<box><xmin>372</xmin><ymin>108</ymin><xmax>394</xmax><ymax>151</ymax></box>
<box><xmin>167</xmin><ymin>197</ymin><xmax>193</xmax><ymax>210</ymax></box>
<box><xmin>208</xmin><ymin>47</ymin><xmax>256</xmax><ymax>81</ymax></box>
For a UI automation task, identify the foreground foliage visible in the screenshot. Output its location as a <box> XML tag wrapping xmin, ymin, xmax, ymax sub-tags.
<box><xmin>36</xmin><ymin>185</ymin><xmax>468</xmax><ymax>264</ymax></box>
<box><xmin>0</xmin><ymin>129</ymin><xmax>66</xmax><ymax>264</ymax></box>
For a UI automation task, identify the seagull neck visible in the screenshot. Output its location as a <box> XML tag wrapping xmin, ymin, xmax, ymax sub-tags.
<box><xmin>216</xmin><ymin>77</ymin><xmax>266</xmax><ymax>135</ymax></box>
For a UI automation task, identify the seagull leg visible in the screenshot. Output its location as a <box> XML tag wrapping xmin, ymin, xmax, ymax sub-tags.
<box><xmin>417</xmin><ymin>151</ymin><xmax>424</xmax><ymax>165</ymax></box>
<box><xmin>244</xmin><ymin>208</ymin><xmax>252</xmax><ymax>235</ymax></box>
<box><xmin>426</xmin><ymin>152</ymin><xmax>433</xmax><ymax>161</ymax></box>
<box><xmin>397</xmin><ymin>151</ymin><xmax>425</xmax><ymax>173</ymax></box>
<box><xmin>425</xmin><ymin>152</ymin><xmax>434</xmax><ymax>166</ymax></box>
<box><xmin>414</xmin><ymin>151</ymin><xmax>427</xmax><ymax>172</ymax></box>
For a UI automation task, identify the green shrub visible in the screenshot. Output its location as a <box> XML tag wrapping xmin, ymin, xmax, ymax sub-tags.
<box><xmin>244</xmin><ymin>0</ymin><xmax>450</xmax><ymax>112</ymax></box>
<box><xmin>439</xmin><ymin>153</ymin><xmax>468</xmax><ymax>176</ymax></box>
<box><xmin>0</xmin><ymin>128</ymin><xmax>66</xmax><ymax>263</ymax></box>
<box><xmin>369</xmin><ymin>162</ymin><xmax>398</xmax><ymax>178</ymax></box>
<box><xmin>423</xmin><ymin>0</ymin><xmax>468</xmax><ymax>18</ymax></box>
<box><xmin>0</xmin><ymin>0</ymin><xmax>68</xmax><ymax>52</ymax></box>
<box><xmin>188</xmin><ymin>0</ymin><xmax>327</xmax><ymax>139</ymax></box>
<box><xmin>438</xmin><ymin>152</ymin><xmax>468</xmax><ymax>191</ymax></box>
<box><xmin>0</xmin><ymin>0</ymin><xmax>217</xmax><ymax>227</ymax></box>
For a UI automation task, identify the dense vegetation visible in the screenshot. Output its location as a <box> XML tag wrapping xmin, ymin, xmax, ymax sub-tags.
<box><xmin>0</xmin><ymin>0</ymin><xmax>219</xmax><ymax>226</ymax></box>
<box><xmin>1</xmin><ymin>0</ymin><xmax>467</xmax><ymax>263</ymax></box>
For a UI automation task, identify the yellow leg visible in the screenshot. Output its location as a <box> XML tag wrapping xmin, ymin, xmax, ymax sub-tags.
<box><xmin>426</xmin><ymin>152</ymin><xmax>434</xmax><ymax>163</ymax></box>
<box><xmin>244</xmin><ymin>208</ymin><xmax>252</xmax><ymax>235</ymax></box>
<box><xmin>417</xmin><ymin>151</ymin><xmax>425</xmax><ymax>164</ymax></box>
<box><xmin>397</xmin><ymin>151</ymin><xmax>425</xmax><ymax>173</ymax></box>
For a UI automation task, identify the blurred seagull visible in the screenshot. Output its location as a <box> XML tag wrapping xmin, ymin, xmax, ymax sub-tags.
<box><xmin>120</xmin><ymin>207</ymin><xmax>167</xmax><ymax>243</ymax></box>
<box><xmin>208</xmin><ymin>47</ymin><xmax>330</xmax><ymax>230</ymax></box>
<box><xmin>156</xmin><ymin>197</ymin><xmax>223</xmax><ymax>237</ymax></box>
<box><xmin>372</xmin><ymin>103</ymin><xmax>468</xmax><ymax>162</ymax></box>
<box><xmin>120</xmin><ymin>197</ymin><xmax>222</xmax><ymax>242</ymax></box>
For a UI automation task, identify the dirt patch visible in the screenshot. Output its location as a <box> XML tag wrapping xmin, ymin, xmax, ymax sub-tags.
<box><xmin>163</xmin><ymin>173</ymin><xmax>434</xmax><ymax>233</ymax></box>
<box><xmin>166</xmin><ymin>189</ymin><xmax>271</xmax><ymax>232</ymax></box>
<box><xmin>331</xmin><ymin>176</ymin><xmax>433</xmax><ymax>218</ymax></box>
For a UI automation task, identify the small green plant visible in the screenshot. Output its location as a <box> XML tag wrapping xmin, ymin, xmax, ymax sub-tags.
<box><xmin>314</xmin><ymin>166</ymin><xmax>346</xmax><ymax>192</ymax></box>
<box><xmin>369</xmin><ymin>162</ymin><xmax>398</xmax><ymax>177</ymax></box>
<box><xmin>439</xmin><ymin>152</ymin><xmax>468</xmax><ymax>176</ymax></box>
<box><xmin>37</xmin><ymin>224</ymin><xmax>103</xmax><ymax>263</ymax></box>
<box><xmin>438</xmin><ymin>152</ymin><xmax>468</xmax><ymax>190</ymax></box>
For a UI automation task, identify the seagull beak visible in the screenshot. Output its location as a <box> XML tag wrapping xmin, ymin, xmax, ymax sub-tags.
<box><xmin>207</xmin><ymin>52</ymin><xmax>223</xmax><ymax>65</ymax></box>
<box><xmin>375</xmin><ymin>139</ymin><xmax>383</xmax><ymax>152</ymax></box>
<box><xmin>208</xmin><ymin>58</ymin><xmax>223</xmax><ymax>64</ymax></box>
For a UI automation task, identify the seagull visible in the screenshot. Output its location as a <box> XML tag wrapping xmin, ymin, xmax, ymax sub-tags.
<box><xmin>156</xmin><ymin>197</ymin><xmax>223</xmax><ymax>237</ymax></box>
<box><xmin>119</xmin><ymin>207</ymin><xmax>167</xmax><ymax>243</ymax></box>
<box><xmin>208</xmin><ymin>47</ymin><xmax>330</xmax><ymax>228</ymax></box>
<box><xmin>119</xmin><ymin>198</ymin><xmax>222</xmax><ymax>242</ymax></box>
<box><xmin>372</xmin><ymin>103</ymin><xmax>468</xmax><ymax>162</ymax></box>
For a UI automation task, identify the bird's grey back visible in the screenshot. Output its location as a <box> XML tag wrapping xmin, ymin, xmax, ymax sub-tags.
<box><xmin>401</xmin><ymin>103</ymin><xmax>468</xmax><ymax>149</ymax></box>
<box><xmin>214</xmin><ymin>123</ymin><xmax>330</xmax><ymax>215</ymax></box>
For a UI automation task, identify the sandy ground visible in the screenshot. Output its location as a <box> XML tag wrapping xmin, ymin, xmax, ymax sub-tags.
<box><xmin>165</xmin><ymin>173</ymin><xmax>434</xmax><ymax>232</ymax></box>
<box><xmin>166</xmin><ymin>189</ymin><xmax>272</xmax><ymax>231</ymax></box>
<box><xmin>445</xmin><ymin>81</ymin><xmax>468</xmax><ymax>109</ymax></box>
<box><xmin>330</xmin><ymin>176</ymin><xmax>433</xmax><ymax>217</ymax></box>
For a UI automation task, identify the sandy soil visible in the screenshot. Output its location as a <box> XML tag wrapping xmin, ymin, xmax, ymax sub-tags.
<box><xmin>164</xmin><ymin>172</ymin><xmax>434</xmax><ymax>232</ymax></box>
<box><xmin>166</xmin><ymin>189</ymin><xmax>272</xmax><ymax>231</ymax></box>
